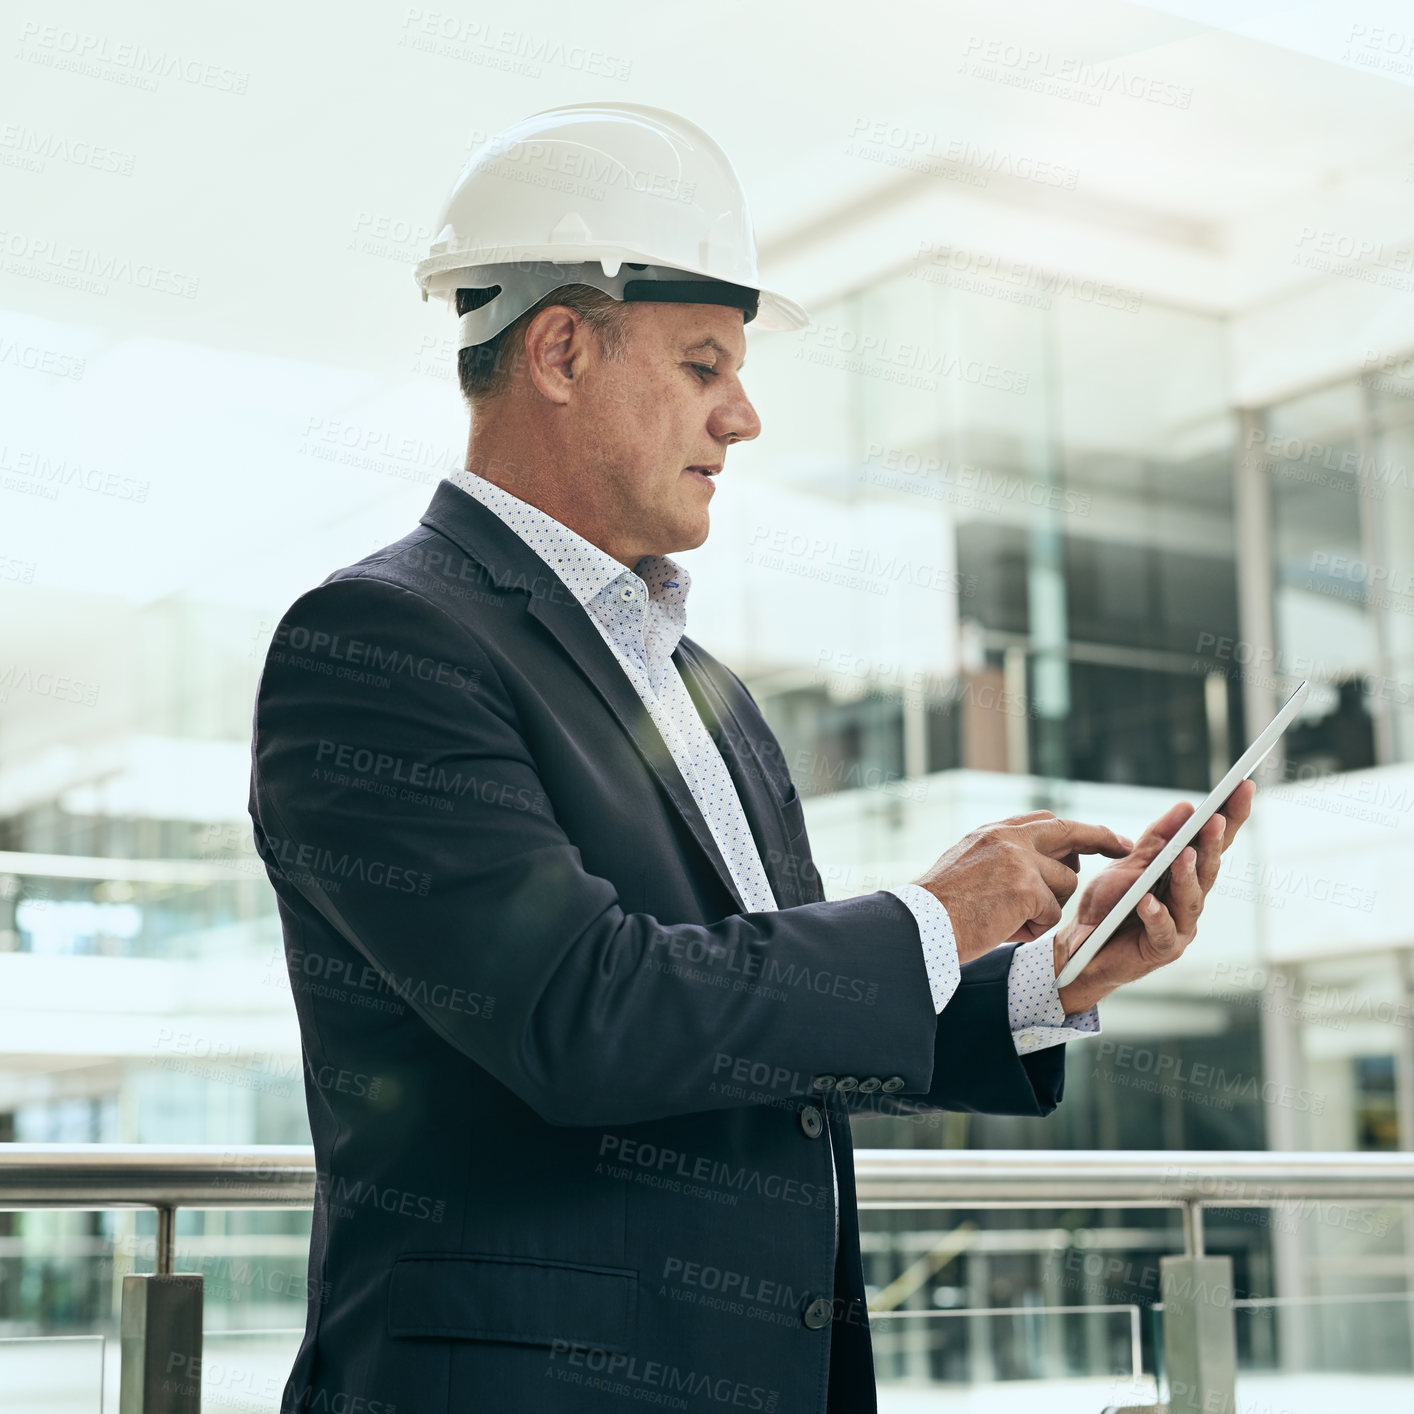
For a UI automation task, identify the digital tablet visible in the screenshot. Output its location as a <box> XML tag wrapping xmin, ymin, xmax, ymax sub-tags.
<box><xmin>1054</xmin><ymin>679</ymin><xmax>1311</xmax><ymax>988</ymax></box>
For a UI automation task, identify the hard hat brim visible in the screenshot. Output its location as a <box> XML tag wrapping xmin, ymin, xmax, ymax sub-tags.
<box><xmin>416</xmin><ymin>243</ymin><xmax>808</xmax><ymax>333</ymax></box>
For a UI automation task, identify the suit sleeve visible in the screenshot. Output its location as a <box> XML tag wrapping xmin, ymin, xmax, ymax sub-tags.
<box><xmin>919</xmin><ymin>943</ymin><xmax>1066</xmax><ymax>1115</ymax></box>
<box><xmin>251</xmin><ymin>574</ymin><xmax>944</xmax><ymax>1128</ymax></box>
<box><xmin>836</xmin><ymin>943</ymin><xmax>1066</xmax><ymax>1120</ymax></box>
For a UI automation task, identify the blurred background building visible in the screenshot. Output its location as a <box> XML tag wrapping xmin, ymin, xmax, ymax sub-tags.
<box><xmin>3</xmin><ymin>1</ymin><xmax>1414</xmax><ymax>1408</ymax></box>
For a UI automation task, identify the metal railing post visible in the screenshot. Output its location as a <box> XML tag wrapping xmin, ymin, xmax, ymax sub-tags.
<box><xmin>1158</xmin><ymin>1199</ymin><xmax>1236</xmax><ymax>1414</ymax></box>
<box><xmin>119</xmin><ymin>1205</ymin><xmax>204</xmax><ymax>1414</ymax></box>
<box><xmin>1180</xmin><ymin>1200</ymin><xmax>1205</xmax><ymax>1258</ymax></box>
<box><xmin>1159</xmin><ymin>1253</ymin><xmax>1237</xmax><ymax>1414</ymax></box>
<box><xmin>155</xmin><ymin>1205</ymin><xmax>176</xmax><ymax>1276</ymax></box>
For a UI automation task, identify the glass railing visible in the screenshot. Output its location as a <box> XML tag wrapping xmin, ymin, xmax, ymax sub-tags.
<box><xmin>0</xmin><ymin>1333</ymin><xmax>106</xmax><ymax>1414</ymax></box>
<box><xmin>199</xmin><ymin>1328</ymin><xmax>305</xmax><ymax>1413</ymax></box>
<box><xmin>0</xmin><ymin>851</ymin><xmax>278</xmax><ymax>961</ymax></box>
<box><xmin>1230</xmin><ymin>1292</ymin><xmax>1414</xmax><ymax>1414</ymax></box>
<box><xmin>871</xmin><ymin>1302</ymin><xmax>1142</xmax><ymax>1393</ymax></box>
<box><xmin>0</xmin><ymin>1207</ymin><xmax>315</xmax><ymax>1332</ymax></box>
<box><xmin>2</xmin><ymin>1146</ymin><xmax>1412</xmax><ymax>1411</ymax></box>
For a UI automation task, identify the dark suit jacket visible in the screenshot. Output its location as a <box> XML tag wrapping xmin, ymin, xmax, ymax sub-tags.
<box><xmin>248</xmin><ymin>478</ymin><xmax>1066</xmax><ymax>1414</ymax></box>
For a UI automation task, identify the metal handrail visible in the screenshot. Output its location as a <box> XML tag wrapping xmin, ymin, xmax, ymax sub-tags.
<box><xmin>3</xmin><ymin>1144</ymin><xmax>1411</xmax><ymax>1210</ymax></box>
<box><xmin>0</xmin><ymin>1145</ymin><xmax>315</xmax><ymax>1210</ymax></box>
<box><xmin>850</xmin><ymin>1148</ymin><xmax>1414</xmax><ymax>1204</ymax></box>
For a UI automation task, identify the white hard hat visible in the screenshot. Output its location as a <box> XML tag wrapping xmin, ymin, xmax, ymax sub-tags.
<box><xmin>414</xmin><ymin>102</ymin><xmax>809</xmax><ymax>350</ymax></box>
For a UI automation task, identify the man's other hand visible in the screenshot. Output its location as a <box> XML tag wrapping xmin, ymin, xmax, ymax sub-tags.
<box><xmin>913</xmin><ymin>812</ymin><xmax>1134</xmax><ymax>964</ymax></box>
<box><xmin>1053</xmin><ymin>779</ymin><xmax>1257</xmax><ymax>1014</ymax></box>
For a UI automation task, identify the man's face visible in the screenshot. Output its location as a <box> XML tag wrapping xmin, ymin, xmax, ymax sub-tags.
<box><xmin>573</xmin><ymin>301</ymin><xmax>761</xmax><ymax>564</ymax></box>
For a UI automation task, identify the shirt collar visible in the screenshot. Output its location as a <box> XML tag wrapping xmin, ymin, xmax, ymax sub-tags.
<box><xmin>446</xmin><ymin>469</ymin><xmax>692</xmax><ymax>630</ymax></box>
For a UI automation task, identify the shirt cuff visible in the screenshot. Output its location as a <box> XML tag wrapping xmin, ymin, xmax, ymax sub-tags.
<box><xmin>887</xmin><ymin>884</ymin><xmax>961</xmax><ymax>1013</ymax></box>
<box><xmin>1008</xmin><ymin>932</ymin><xmax>1102</xmax><ymax>1056</ymax></box>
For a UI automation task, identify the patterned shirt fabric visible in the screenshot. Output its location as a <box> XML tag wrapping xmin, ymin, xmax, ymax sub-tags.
<box><xmin>889</xmin><ymin>885</ymin><xmax>1101</xmax><ymax>1048</ymax></box>
<box><xmin>445</xmin><ymin>469</ymin><xmax>1102</xmax><ymax>1250</ymax></box>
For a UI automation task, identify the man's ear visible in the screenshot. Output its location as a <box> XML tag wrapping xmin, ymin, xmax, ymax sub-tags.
<box><xmin>522</xmin><ymin>306</ymin><xmax>588</xmax><ymax>406</ymax></box>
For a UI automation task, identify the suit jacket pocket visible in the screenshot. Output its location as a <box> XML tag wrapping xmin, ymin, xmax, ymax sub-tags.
<box><xmin>387</xmin><ymin>1252</ymin><xmax>637</xmax><ymax>1351</ymax></box>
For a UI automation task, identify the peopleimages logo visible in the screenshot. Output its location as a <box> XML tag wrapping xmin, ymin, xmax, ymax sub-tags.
<box><xmin>15</xmin><ymin>22</ymin><xmax>251</xmax><ymax>95</ymax></box>
<box><xmin>796</xmin><ymin>322</ymin><xmax>1030</xmax><ymax>395</ymax></box>
<box><xmin>280</xmin><ymin>943</ymin><xmax>495</xmax><ymax>1021</ymax></box>
<box><xmin>1244</xmin><ymin>424</ymin><xmax>1411</xmax><ymax>493</ymax></box>
<box><xmin>269</xmin><ymin>622</ymin><xmax>480</xmax><ymax>692</ymax></box>
<box><xmin>597</xmin><ymin>1134</ymin><xmax>828</xmax><ymax>1209</ymax></box>
<box><xmin>548</xmin><ymin>1342</ymin><xmax>779</xmax><ymax>1412</ymax></box>
<box><xmin>0</xmin><ymin>123</ymin><xmax>137</xmax><ymax>176</ymax></box>
<box><xmin>0</xmin><ymin>333</ymin><xmax>86</xmax><ymax>379</ymax></box>
<box><xmin>1096</xmin><ymin>1041</ymin><xmax>1326</xmax><ymax>1114</ymax></box>
<box><xmin>0</xmin><ymin>663</ymin><xmax>99</xmax><ymax>706</ymax></box>
<box><xmin>0</xmin><ymin>228</ymin><xmax>199</xmax><ymax>298</ymax></box>
<box><xmin>459</xmin><ymin>124</ymin><xmax>696</xmax><ymax>203</ymax></box>
<box><xmin>262</xmin><ymin>836</ymin><xmax>432</xmax><ymax>897</ymax></box>
<box><xmin>397</xmin><ymin>10</ymin><xmax>632</xmax><ymax>82</ymax></box>
<box><xmin>958</xmin><ymin>35</ymin><xmax>1193</xmax><ymax>108</ymax></box>
<box><xmin>318</xmin><ymin>1169</ymin><xmax>446</xmax><ymax>1223</ymax></box>
<box><xmin>0</xmin><ymin>446</ymin><xmax>149</xmax><ymax>501</ymax></box>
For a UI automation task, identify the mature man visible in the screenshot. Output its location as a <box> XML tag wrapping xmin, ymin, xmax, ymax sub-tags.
<box><xmin>249</xmin><ymin>104</ymin><xmax>1252</xmax><ymax>1414</ymax></box>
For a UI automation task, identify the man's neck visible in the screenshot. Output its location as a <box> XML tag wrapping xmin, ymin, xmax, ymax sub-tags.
<box><xmin>464</xmin><ymin>440</ymin><xmax>643</xmax><ymax>571</ymax></box>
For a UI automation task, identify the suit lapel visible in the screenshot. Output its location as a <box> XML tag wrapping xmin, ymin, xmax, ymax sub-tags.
<box><xmin>524</xmin><ymin>591</ymin><xmax>748</xmax><ymax>913</ymax></box>
<box><xmin>420</xmin><ymin>481</ymin><xmax>748</xmax><ymax>915</ymax></box>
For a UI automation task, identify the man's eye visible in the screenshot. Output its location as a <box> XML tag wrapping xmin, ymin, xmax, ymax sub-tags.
<box><xmin>689</xmin><ymin>363</ymin><xmax>717</xmax><ymax>380</ymax></box>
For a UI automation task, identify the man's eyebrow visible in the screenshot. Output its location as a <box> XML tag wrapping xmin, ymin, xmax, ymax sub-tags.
<box><xmin>682</xmin><ymin>337</ymin><xmax>745</xmax><ymax>371</ymax></box>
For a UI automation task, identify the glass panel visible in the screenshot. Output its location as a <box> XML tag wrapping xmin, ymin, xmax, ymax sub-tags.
<box><xmin>2</xmin><ymin>866</ymin><xmax>280</xmax><ymax>963</ymax></box>
<box><xmin>1233</xmin><ymin>1293</ymin><xmax>1414</xmax><ymax>1414</ymax></box>
<box><xmin>1061</xmin><ymin>661</ymin><xmax>1212</xmax><ymax>790</ymax></box>
<box><xmin>0</xmin><ymin>1207</ymin><xmax>314</xmax><ymax>1392</ymax></box>
<box><xmin>871</xmin><ymin>1304</ymin><xmax>1144</xmax><ymax>1397</ymax></box>
<box><xmin>1263</xmin><ymin>382</ymin><xmax>1383</xmax><ymax>774</ymax></box>
<box><xmin>1366</xmin><ymin>377</ymin><xmax>1414</xmax><ymax>762</ymax></box>
<box><xmin>200</xmin><ymin>1328</ymin><xmax>304</xmax><ymax>1413</ymax></box>
<box><xmin>0</xmin><ymin>1333</ymin><xmax>105</xmax><ymax>1414</ymax></box>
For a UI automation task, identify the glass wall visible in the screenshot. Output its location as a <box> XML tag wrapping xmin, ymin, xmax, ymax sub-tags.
<box><xmin>712</xmin><ymin>260</ymin><xmax>1242</xmax><ymax>804</ymax></box>
<box><xmin>689</xmin><ymin>244</ymin><xmax>1414</xmax><ymax>1364</ymax></box>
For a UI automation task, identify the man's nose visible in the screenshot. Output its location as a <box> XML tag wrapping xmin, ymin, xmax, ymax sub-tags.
<box><xmin>712</xmin><ymin>386</ymin><xmax>762</xmax><ymax>446</ymax></box>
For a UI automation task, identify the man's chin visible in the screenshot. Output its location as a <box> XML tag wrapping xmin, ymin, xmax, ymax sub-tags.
<box><xmin>677</xmin><ymin>514</ymin><xmax>711</xmax><ymax>553</ymax></box>
<box><xmin>650</xmin><ymin>509</ymin><xmax>710</xmax><ymax>557</ymax></box>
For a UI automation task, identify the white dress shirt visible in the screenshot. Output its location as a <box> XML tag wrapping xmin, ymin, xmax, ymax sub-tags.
<box><xmin>447</xmin><ymin>469</ymin><xmax>1101</xmax><ymax>1250</ymax></box>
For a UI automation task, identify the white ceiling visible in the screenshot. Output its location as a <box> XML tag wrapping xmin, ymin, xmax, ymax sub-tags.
<box><xmin>4</xmin><ymin>0</ymin><xmax>1414</xmax><ymax>373</ymax></box>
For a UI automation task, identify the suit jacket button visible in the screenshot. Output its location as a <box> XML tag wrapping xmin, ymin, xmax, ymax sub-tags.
<box><xmin>803</xmin><ymin>1297</ymin><xmax>834</xmax><ymax>1330</ymax></box>
<box><xmin>798</xmin><ymin>1105</ymin><xmax>824</xmax><ymax>1139</ymax></box>
<box><xmin>882</xmin><ymin>1076</ymin><xmax>906</xmax><ymax>1093</ymax></box>
<box><xmin>857</xmin><ymin>1077</ymin><xmax>881</xmax><ymax>1093</ymax></box>
<box><xmin>834</xmin><ymin>1076</ymin><xmax>859</xmax><ymax>1093</ymax></box>
<box><xmin>810</xmin><ymin>1075</ymin><xmax>836</xmax><ymax>1092</ymax></box>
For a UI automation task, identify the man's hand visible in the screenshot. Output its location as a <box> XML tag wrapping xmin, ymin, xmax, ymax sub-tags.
<box><xmin>913</xmin><ymin>812</ymin><xmax>1134</xmax><ymax>964</ymax></box>
<box><xmin>1053</xmin><ymin>779</ymin><xmax>1257</xmax><ymax>1014</ymax></box>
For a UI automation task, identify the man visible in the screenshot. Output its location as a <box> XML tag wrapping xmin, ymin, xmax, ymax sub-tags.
<box><xmin>249</xmin><ymin>104</ymin><xmax>1253</xmax><ymax>1414</ymax></box>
